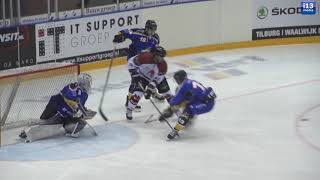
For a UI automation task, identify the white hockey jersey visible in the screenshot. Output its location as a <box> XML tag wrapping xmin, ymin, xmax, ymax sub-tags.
<box><xmin>128</xmin><ymin>54</ymin><xmax>165</xmax><ymax>84</ymax></box>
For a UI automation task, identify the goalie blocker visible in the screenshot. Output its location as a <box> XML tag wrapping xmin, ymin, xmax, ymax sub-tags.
<box><xmin>19</xmin><ymin>73</ymin><xmax>97</xmax><ymax>142</ymax></box>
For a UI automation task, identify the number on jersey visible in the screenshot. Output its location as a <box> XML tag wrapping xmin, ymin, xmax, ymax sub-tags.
<box><xmin>192</xmin><ymin>81</ymin><xmax>205</xmax><ymax>91</ymax></box>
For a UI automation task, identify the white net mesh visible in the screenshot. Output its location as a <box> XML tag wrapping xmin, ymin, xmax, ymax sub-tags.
<box><xmin>0</xmin><ymin>63</ymin><xmax>79</xmax><ymax>146</ymax></box>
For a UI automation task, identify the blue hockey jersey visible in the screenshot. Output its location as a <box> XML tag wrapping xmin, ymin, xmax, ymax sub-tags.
<box><xmin>120</xmin><ymin>28</ymin><xmax>159</xmax><ymax>59</ymax></box>
<box><xmin>170</xmin><ymin>79</ymin><xmax>215</xmax><ymax>106</ymax></box>
<box><xmin>55</xmin><ymin>83</ymin><xmax>88</xmax><ymax>119</ymax></box>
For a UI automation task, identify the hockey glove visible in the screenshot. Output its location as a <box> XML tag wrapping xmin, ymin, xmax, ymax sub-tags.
<box><xmin>205</xmin><ymin>87</ymin><xmax>216</xmax><ymax>103</ymax></box>
<box><xmin>113</xmin><ymin>33</ymin><xmax>125</xmax><ymax>43</ymax></box>
<box><xmin>144</xmin><ymin>81</ymin><xmax>157</xmax><ymax>99</ymax></box>
<box><xmin>159</xmin><ymin>107</ymin><xmax>173</xmax><ymax>122</ymax></box>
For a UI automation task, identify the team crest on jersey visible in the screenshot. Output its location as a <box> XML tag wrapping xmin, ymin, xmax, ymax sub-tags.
<box><xmin>148</xmin><ymin>69</ymin><xmax>155</xmax><ymax>77</ymax></box>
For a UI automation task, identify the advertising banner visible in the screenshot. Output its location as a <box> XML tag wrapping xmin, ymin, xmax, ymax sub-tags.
<box><xmin>0</xmin><ymin>19</ymin><xmax>11</xmax><ymax>28</ymax></box>
<box><xmin>253</xmin><ymin>0</ymin><xmax>320</xmax><ymax>40</ymax></box>
<box><xmin>85</xmin><ymin>4</ymin><xmax>117</xmax><ymax>16</ymax></box>
<box><xmin>35</xmin><ymin>10</ymin><xmax>143</xmax><ymax>64</ymax></box>
<box><xmin>0</xmin><ymin>26</ymin><xmax>36</xmax><ymax>70</ymax></box>
<box><xmin>120</xmin><ymin>1</ymin><xmax>141</xmax><ymax>11</ymax></box>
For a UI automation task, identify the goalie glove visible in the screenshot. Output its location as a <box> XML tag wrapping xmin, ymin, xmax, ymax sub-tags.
<box><xmin>83</xmin><ymin>109</ymin><xmax>97</xmax><ymax>120</ymax></box>
<box><xmin>158</xmin><ymin>107</ymin><xmax>173</xmax><ymax>122</ymax></box>
<box><xmin>144</xmin><ymin>81</ymin><xmax>157</xmax><ymax>99</ymax></box>
<box><xmin>73</xmin><ymin>109</ymin><xmax>83</xmax><ymax>118</ymax></box>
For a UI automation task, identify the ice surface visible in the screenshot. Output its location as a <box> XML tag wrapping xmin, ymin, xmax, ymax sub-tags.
<box><xmin>0</xmin><ymin>44</ymin><xmax>320</xmax><ymax>180</ymax></box>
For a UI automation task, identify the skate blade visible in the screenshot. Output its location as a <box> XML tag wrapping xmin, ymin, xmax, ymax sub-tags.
<box><xmin>133</xmin><ymin>108</ymin><xmax>141</xmax><ymax>112</ymax></box>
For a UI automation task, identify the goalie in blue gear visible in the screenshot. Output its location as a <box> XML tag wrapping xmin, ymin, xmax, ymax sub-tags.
<box><xmin>158</xmin><ymin>70</ymin><xmax>216</xmax><ymax>140</ymax></box>
<box><xmin>19</xmin><ymin>73</ymin><xmax>97</xmax><ymax>142</ymax></box>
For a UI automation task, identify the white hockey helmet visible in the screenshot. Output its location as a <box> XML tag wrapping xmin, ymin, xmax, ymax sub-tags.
<box><xmin>78</xmin><ymin>73</ymin><xmax>92</xmax><ymax>93</ymax></box>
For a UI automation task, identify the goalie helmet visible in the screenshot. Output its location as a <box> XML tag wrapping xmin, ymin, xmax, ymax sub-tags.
<box><xmin>173</xmin><ymin>70</ymin><xmax>187</xmax><ymax>85</ymax></box>
<box><xmin>78</xmin><ymin>73</ymin><xmax>92</xmax><ymax>93</ymax></box>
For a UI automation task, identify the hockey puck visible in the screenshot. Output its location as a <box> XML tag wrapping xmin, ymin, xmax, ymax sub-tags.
<box><xmin>301</xmin><ymin>118</ymin><xmax>309</xmax><ymax>121</ymax></box>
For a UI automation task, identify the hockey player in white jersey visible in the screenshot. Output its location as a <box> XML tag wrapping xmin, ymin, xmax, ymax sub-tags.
<box><xmin>126</xmin><ymin>46</ymin><xmax>172</xmax><ymax>120</ymax></box>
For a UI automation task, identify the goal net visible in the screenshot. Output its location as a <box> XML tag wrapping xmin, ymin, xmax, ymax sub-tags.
<box><xmin>0</xmin><ymin>63</ymin><xmax>79</xmax><ymax>146</ymax></box>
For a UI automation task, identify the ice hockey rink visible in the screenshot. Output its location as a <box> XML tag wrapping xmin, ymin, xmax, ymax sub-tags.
<box><xmin>0</xmin><ymin>43</ymin><xmax>320</xmax><ymax>180</ymax></box>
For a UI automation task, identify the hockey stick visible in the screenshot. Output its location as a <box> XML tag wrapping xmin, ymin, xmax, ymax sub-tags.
<box><xmin>149</xmin><ymin>98</ymin><xmax>176</xmax><ymax>132</ymax></box>
<box><xmin>137</xmin><ymin>82</ymin><xmax>176</xmax><ymax>132</ymax></box>
<box><xmin>99</xmin><ymin>45</ymin><xmax>116</xmax><ymax>121</ymax></box>
<box><xmin>77</xmin><ymin>100</ymin><xmax>98</xmax><ymax>136</ymax></box>
<box><xmin>83</xmin><ymin>121</ymin><xmax>98</xmax><ymax>136</ymax></box>
<box><xmin>144</xmin><ymin>114</ymin><xmax>155</xmax><ymax>123</ymax></box>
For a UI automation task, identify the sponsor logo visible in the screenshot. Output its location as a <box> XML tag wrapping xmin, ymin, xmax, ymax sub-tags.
<box><xmin>257</xmin><ymin>6</ymin><xmax>303</xmax><ymax>19</ymax></box>
<box><xmin>301</xmin><ymin>1</ymin><xmax>317</xmax><ymax>15</ymax></box>
<box><xmin>257</xmin><ymin>6</ymin><xmax>268</xmax><ymax>19</ymax></box>
<box><xmin>252</xmin><ymin>25</ymin><xmax>320</xmax><ymax>40</ymax></box>
<box><xmin>0</xmin><ymin>32</ymin><xmax>24</xmax><ymax>43</ymax></box>
<box><xmin>37</xmin><ymin>26</ymin><xmax>66</xmax><ymax>57</ymax></box>
<box><xmin>271</xmin><ymin>7</ymin><xmax>302</xmax><ymax>15</ymax></box>
<box><xmin>0</xmin><ymin>27</ymin><xmax>30</xmax><ymax>50</ymax></box>
<box><xmin>86</xmin><ymin>5</ymin><xmax>116</xmax><ymax>15</ymax></box>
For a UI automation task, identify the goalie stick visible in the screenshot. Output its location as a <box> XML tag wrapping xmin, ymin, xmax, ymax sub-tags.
<box><xmin>99</xmin><ymin>45</ymin><xmax>116</xmax><ymax>121</ymax></box>
<box><xmin>77</xmin><ymin>101</ymin><xmax>98</xmax><ymax>136</ymax></box>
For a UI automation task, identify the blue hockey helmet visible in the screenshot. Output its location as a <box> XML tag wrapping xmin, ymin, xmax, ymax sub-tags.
<box><xmin>145</xmin><ymin>20</ymin><xmax>157</xmax><ymax>35</ymax></box>
<box><xmin>173</xmin><ymin>70</ymin><xmax>187</xmax><ymax>85</ymax></box>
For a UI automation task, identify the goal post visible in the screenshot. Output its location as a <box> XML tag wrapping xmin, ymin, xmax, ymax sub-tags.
<box><xmin>1</xmin><ymin>76</ymin><xmax>21</xmax><ymax>127</ymax></box>
<box><xmin>0</xmin><ymin>63</ymin><xmax>79</xmax><ymax>147</ymax></box>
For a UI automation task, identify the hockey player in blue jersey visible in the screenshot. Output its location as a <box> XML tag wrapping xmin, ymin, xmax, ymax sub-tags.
<box><xmin>113</xmin><ymin>20</ymin><xmax>159</xmax><ymax>59</ymax></box>
<box><xmin>159</xmin><ymin>70</ymin><xmax>216</xmax><ymax>140</ymax></box>
<box><xmin>19</xmin><ymin>73</ymin><xmax>96</xmax><ymax>142</ymax></box>
<box><xmin>113</xmin><ymin>20</ymin><xmax>164</xmax><ymax>109</ymax></box>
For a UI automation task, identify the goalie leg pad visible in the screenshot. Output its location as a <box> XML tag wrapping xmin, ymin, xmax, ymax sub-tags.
<box><xmin>63</xmin><ymin>118</ymin><xmax>87</xmax><ymax>134</ymax></box>
<box><xmin>39</xmin><ymin>114</ymin><xmax>63</xmax><ymax>125</ymax></box>
<box><xmin>24</xmin><ymin>124</ymin><xmax>64</xmax><ymax>142</ymax></box>
<box><xmin>40</xmin><ymin>94</ymin><xmax>61</xmax><ymax>120</ymax></box>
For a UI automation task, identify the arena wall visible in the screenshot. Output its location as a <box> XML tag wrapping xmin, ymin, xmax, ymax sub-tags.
<box><xmin>0</xmin><ymin>0</ymin><xmax>319</xmax><ymax>72</ymax></box>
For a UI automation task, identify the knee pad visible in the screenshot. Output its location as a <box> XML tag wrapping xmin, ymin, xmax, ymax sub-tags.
<box><xmin>128</xmin><ymin>91</ymin><xmax>143</xmax><ymax>107</ymax></box>
<box><xmin>129</xmin><ymin>94</ymin><xmax>141</xmax><ymax>105</ymax></box>
<box><xmin>183</xmin><ymin>106</ymin><xmax>193</xmax><ymax>117</ymax></box>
